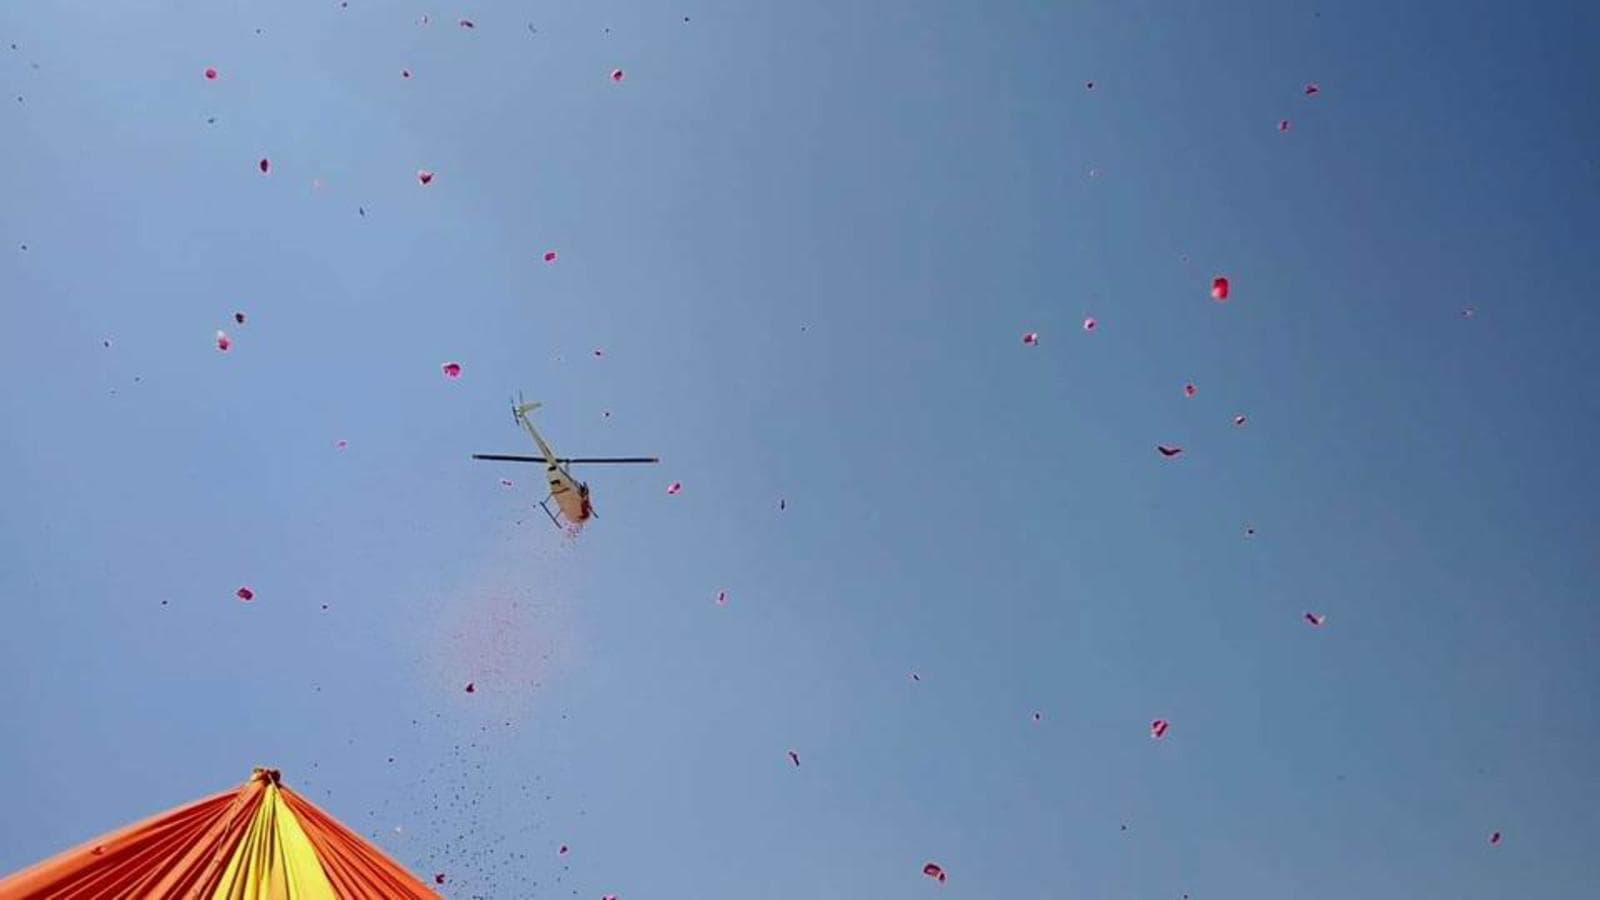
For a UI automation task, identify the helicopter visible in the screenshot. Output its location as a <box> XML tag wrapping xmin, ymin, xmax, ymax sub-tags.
<box><xmin>472</xmin><ymin>397</ymin><xmax>658</xmax><ymax>529</ymax></box>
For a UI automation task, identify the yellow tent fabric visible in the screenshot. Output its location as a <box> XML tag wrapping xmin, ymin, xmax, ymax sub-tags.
<box><xmin>0</xmin><ymin>768</ymin><xmax>438</xmax><ymax>900</ymax></box>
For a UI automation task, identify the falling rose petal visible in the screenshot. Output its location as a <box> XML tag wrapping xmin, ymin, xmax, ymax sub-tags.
<box><xmin>1304</xmin><ymin>612</ymin><xmax>1326</xmax><ymax>626</ymax></box>
<box><xmin>666</xmin><ymin>481</ymin><xmax>683</xmax><ymax>495</ymax></box>
<box><xmin>593</xmin><ymin>348</ymin><xmax>604</xmax><ymax>357</ymax></box>
<box><xmin>458</xmin><ymin>19</ymin><xmax>474</xmax><ymax>28</ymax></box>
<box><xmin>559</xmin><ymin>844</ymin><xmax>569</xmax><ymax>856</ymax></box>
<box><xmin>434</xmin><ymin>874</ymin><xmax>446</xmax><ymax>885</ymax></box>
<box><xmin>235</xmin><ymin>586</ymin><xmax>254</xmax><ymax>602</ymax></box>
<box><xmin>463</xmin><ymin>681</ymin><xmax>475</xmax><ymax>694</ymax></box>
<box><xmin>402</xmin><ymin>69</ymin><xmax>411</xmax><ymax>79</ymax></box>
<box><xmin>922</xmin><ymin>863</ymin><xmax>947</xmax><ymax>884</ymax></box>
<box><xmin>215</xmin><ymin>330</ymin><xmax>232</xmax><ymax>352</ymax></box>
<box><xmin>1184</xmin><ymin>383</ymin><xmax>1197</xmax><ymax>398</ymax></box>
<box><xmin>1157</xmin><ymin>445</ymin><xmax>1183</xmax><ymax>458</ymax></box>
<box><xmin>1151</xmin><ymin>718</ymin><xmax>1169</xmax><ymax>739</ymax></box>
<box><xmin>603</xmin><ymin>895</ymin><xmax>618</xmax><ymax>900</ymax></box>
<box><xmin>441</xmin><ymin>361</ymin><xmax>462</xmax><ymax>379</ymax></box>
<box><xmin>417</xmin><ymin>170</ymin><xmax>433</xmax><ymax>185</ymax></box>
<box><xmin>716</xmin><ymin>590</ymin><xmax>727</xmax><ymax>606</ymax></box>
<box><xmin>1022</xmin><ymin>331</ymin><xmax>1039</xmax><ymax>346</ymax></box>
<box><xmin>910</xmin><ymin>672</ymin><xmax>921</xmax><ymax>681</ymax></box>
<box><xmin>787</xmin><ymin>750</ymin><xmax>800</xmax><ymax>767</ymax></box>
<box><xmin>233</xmin><ymin>311</ymin><xmax>246</xmax><ymax>324</ymax></box>
<box><xmin>543</xmin><ymin>250</ymin><xmax>558</xmax><ymax>263</ymax></box>
<box><xmin>1211</xmin><ymin>276</ymin><xmax>1231</xmax><ymax>301</ymax></box>
<box><xmin>204</xmin><ymin>67</ymin><xmax>218</xmax><ymax>80</ymax></box>
<box><xmin>258</xmin><ymin>158</ymin><xmax>270</xmax><ymax>174</ymax></box>
<box><xmin>499</xmin><ymin>478</ymin><xmax>514</xmax><ymax>487</ymax></box>
<box><xmin>1489</xmin><ymin>831</ymin><xmax>1502</xmax><ymax>846</ymax></box>
<box><xmin>611</xmin><ymin>68</ymin><xmax>625</xmax><ymax>82</ymax></box>
<box><xmin>1304</xmin><ymin>82</ymin><xmax>1320</xmax><ymax>96</ymax></box>
<box><xmin>334</xmin><ymin>439</ymin><xmax>348</xmax><ymax>450</ymax></box>
<box><xmin>1233</xmin><ymin>414</ymin><xmax>1248</xmax><ymax>427</ymax></box>
<box><xmin>1082</xmin><ymin>317</ymin><xmax>1097</xmax><ymax>332</ymax></box>
<box><xmin>1279</xmin><ymin>119</ymin><xmax>1292</xmax><ymax>132</ymax></box>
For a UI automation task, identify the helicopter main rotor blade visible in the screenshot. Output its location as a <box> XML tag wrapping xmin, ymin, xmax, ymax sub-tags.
<box><xmin>472</xmin><ymin>454</ymin><xmax>659</xmax><ymax>464</ymax></box>
<box><xmin>473</xmin><ymin>453</ymin><xmax>549</xmax><ymax>463</ymax></box>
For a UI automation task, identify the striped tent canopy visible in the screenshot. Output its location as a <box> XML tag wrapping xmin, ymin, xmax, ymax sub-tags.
<box><xmin>0</xmin><ymin>768</ymin><xmax>438</xmax><ymax>899</ymax></box>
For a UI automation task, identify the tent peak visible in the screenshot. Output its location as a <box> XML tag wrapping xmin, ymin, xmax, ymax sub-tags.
<box><xmin>251</xmin><ymin>767</ymin><xmax>281</xmax><ymax>785</ymax></box>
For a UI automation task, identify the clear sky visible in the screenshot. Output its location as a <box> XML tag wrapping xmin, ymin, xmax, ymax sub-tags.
<box><xmin>3</xmin><ymin>1</ymin><xmax>1599</xmax><ymax>897</ymax></box>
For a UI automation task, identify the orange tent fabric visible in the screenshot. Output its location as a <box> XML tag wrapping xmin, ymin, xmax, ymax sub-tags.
<box><xmin>0</xmin><ymin>768</ymin><xmax>439</xmax><ymax>900</ymax></box>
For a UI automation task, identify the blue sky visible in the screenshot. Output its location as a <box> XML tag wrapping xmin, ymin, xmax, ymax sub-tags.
<box><xmin>3</xmin><ymin>1</ymin><xmax>1599</xmax><ymax>897</ymax></box>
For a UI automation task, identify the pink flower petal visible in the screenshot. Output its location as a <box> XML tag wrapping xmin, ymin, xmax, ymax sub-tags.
<box><xmin>1489</xmin><ymin>831</ymin><xmax>1502</xmax><ymax>846</ymax></box>
<box><xmin>258</xmin><ymin>158</ymin><xmax>270</xmax><ymax>174</ymax></box>
<box><xmin>1304</xmin><ymin>82</ymin><xmax>1320</xmax><ymax>96</ymax></box>
<box><xmin>204</xmin><ymin>67</ymin><xmax>218</xmax><ymax>80</ymax></box>
<box><xmin>417</xmin><ymin>169</ymin><xmax>433</xmax><ymax>185</ymax></box>
<box><xmin>666</xmin><ymin>481</ymin><xmax>682</xmax><ymax>495</ymax></box>
<box><xmin>611</xmin><ymin>68</ymin><xmax>625</xmax><ymax>82</ymax></box>
<box><xmin>1184</xmin><ymin>383</ymin><xmax>1197</xmax><ymax>398</ymax></box>
<box><xmin>1233</xmin><ymin>414</ymin><xmax>1248</xmax><ymax>427</ymax></box>
<box><xmin>1022</xmin><ymin>331</ymin><xmax>1039</xmax><ymax>346</ymax></box>
<box><xmin>441</xmin><ymin>361</ymin><xmax>462</xmax><ymax>379</ymax></box>
<box><xmin>787</xmin><ymin>750</ymin><xmax>800</xmax><ymax>767</ymax></box>
<box><xmin>236</xmin><ymin>586</ymin><xmax>254</xmax><ymax>602</ymax></box>
<box><xmin>335</xmin><ymin>439</ymin><xmax>348</xmax><ymax>450</ymax></box>
<box><xmin>603</xmin><ymin>895</ymin><xmax>618</xmax><ymax>900</ymax></box>
<box><xmin>1082</xmin><ymin>317</ymin><xmax>1097</xmax><ymax>332</ymax></box>
<box><xmin>922</xmin><ymin>862</ymin><xmax>947</xmax><ymax>883</ymax></box>
<box><xmin>463</xmin><ymin>681</ymin><xmax>475</xmax><ymax>693</ymax></box>
<box><xmin>559</xmin><ymin>844</ymin><xmax>569</xmax><ymax>855</ymax></box>
<box><xmin>1304</xmin><ymin>612</ymin><xmax>1326</xmax><ymax>626</ymax></box>
<box><xmin>543</xmin><ymin>250</ymin><xmax>558</xmax><ymax>263</ymax></box>
<box><xmin>1151</xmin><ymin>718</ymin><xmax>1169</xmax><ymax>739</ymax></box>
<box><xmin>215</xmin><ymin>330</ymin><xmax>232</xmax><ymax>352</ymax></box>
<box><xmin>716</xmin><ymin>590</ymin><xmax>728</xmax><ymax>606</ymax></box>
<box><xmin>1211</xmin><ymin>276</ymin><xmax>1230</xmax><ymax>301</ymax></box>
<box><xmin>1157</xmin><ymin>445</ymin><xmax>1183</xmax><ymax>458</ymax></box>
<box><xmin>1279</xmin><ymin>119</ymin><xmax>1292</xmax><ymax>132</ymax></box>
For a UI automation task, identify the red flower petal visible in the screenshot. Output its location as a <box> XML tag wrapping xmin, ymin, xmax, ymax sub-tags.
<box><xmin>922</xmin><ymin>863</ymin><xmax>947</xmax><ymax>883</ymax></box>
<box><xmin>458</xmin><ymin>19</ymin><xmax>474</xmax><ymax>28</ymax></box>
<box><xmin>1151</xmin><ymin>718</ymin><xmax>1169</xmax><ymax>739</ymax></box>
<box><xmin>1279</xmin><ymin>119</ymin><xmax>1292</xmax><ymax>132</ymax></box>
<box><xmin>402</xmin><ymin>69</ymin><xmax>411</xmax><ymax>79</ymax></box>
<box><xmin>215</xmin><ymin>330</ymin><xmax>232</xmax><ymax>352</ymax></box>
<box><xmin>499</xmin><ymin>478</ymin><xmax>514</xmax><ymax>487</ymax></box>
<box><xmin>1022</xmin><ymin>331</ymin><xmax>1039</xmax><ymax>345</ymax></box>
<box><xmin>716</xmin><ymin>590</ymin><xmax>728</xmax><ymax>606</ymax></box>
<box><xmin>1211</xmin><ymin>276</ymin><xmax>1230</xmax><ymax>301</ymax></box>
<box><xmin>1304</xmin><ymin>612</ymin><xmax>1326</xmax><ymax>626</ymax></box>
<box><xmin>787</xmin><ymin>750</ymin><xmax>800</xmax><ymax>767</ymax></box>
<box><xmin>1082</xmin><ymin>317</ymin><xmax>1097</xmax><ymax>332</ymax></box>
<box><xmin>236</xmin><ymin>586</ymin><xmax>254</xmax><ymax>602</ymax></box>
<box><xmin>543</xmin><ymin>250</ymin><xmax>558</xmax><ymax>263</ymax></box>
<box><xmin>559</xmin><ymin>844</ymin><xmax>569</xmax><ymax>855</ymax></box>
<box><xmin>464</xmin><ymin>681</ymin><xmax>475</xmax><ymax>693</ymax></box>
<box><xmin>667</xmin><ymin>481</ymin><xmax>682</xmax><ymax>495</ymax></box>
<box><xmin>1157</xmin><ymin>445</ymin><xmax>1183</xmax><ymax>458</ymax></box>
<box><xmin>335</xmin><ymin>439</ymin><xmax>348</xmax><ymax>450</ymax></box>
<box><xmin>441</xmin><ymin>361</ymin><xmax>462</xmax><ymax>379</ymax></box>
<box><xmin>435</xmin><ymin>873</ymin><xmax>446</xmax><ymax>884</ymax></box>
<box><xmin>204</xmin><ymin>67</ymin><xmax>218</xmax><ymax>80</ymax></box>
<box><xmin>233</xmin><ymin>311</ymin><xmax>246</xmax><ymax>325</ymax></box>
<box><xmin>1304</xmin><ymin>82</ymin><xmax>1320</xmax><ymax>96</ymax></box>
<box><xmin>611</xmin><ymin>69</ymin><xmax>625</xmax><ymax>82</ymax></box>
<box><xmin>417</xmin><ymin>170</ymin><xmax>433</xmax><ymax>185</ymax></box>
<box><xmin>258</xmin><ymin>158</ymin><xmax>270</xmax><ymax>174</ymax></box>
<box><xmin>1489</xmin><ymin>831</ymin><xmax>1502</xmax><ymax>846</ymax></box>
<box><xmin>1184</xmin><ymin>383</ymin><xmax>1197</xmax><ymax>398</ymax></box>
